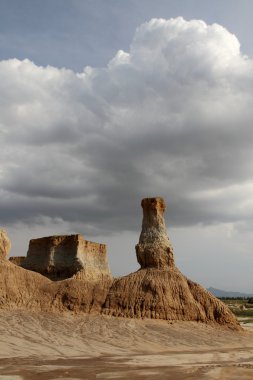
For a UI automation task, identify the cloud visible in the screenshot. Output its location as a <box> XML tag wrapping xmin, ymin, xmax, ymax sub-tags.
<box><xmin>1</xmin><ymin>17</ymin><xmax>253</xmax><ymax>236</ymax></box>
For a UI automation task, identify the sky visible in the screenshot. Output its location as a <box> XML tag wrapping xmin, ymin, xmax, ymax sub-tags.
<box><xmin>1</xmin><ymin>0</ymin><xmax>253</xmax><ymax>292</ymax></box>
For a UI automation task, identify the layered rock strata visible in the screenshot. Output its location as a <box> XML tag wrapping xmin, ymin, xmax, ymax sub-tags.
<box><xmin>103</xmin><ymin>197</ymin><xmax>240</xmax><ymax>330</ymax></box>
<box><xmin>0</xmin><ymin>203</ymin><xmax>241</xmax><ymax>330</ymax></box>
<box><xmin>0</xmin><ymin>259</ymin><xmax>112</xmax><ymax>313</ymax></box>
<box><xmin>136</xmin><ymin>197</ymin><xmax>174</xmax><ymax>269</ymax></box>
<box><xmin>22</xmin><ymin>234</ymin><xmax>111</xmax><ymax>281</ymax></box>
<box><xmin>0</xmin><ymin>230</ymin><xmax>11</xmax><ymax>260</ymax></box>
<box><xmin>0</xmin><ymin>231</ymin><xmax>112</xmax><ymax>313</ymax></box>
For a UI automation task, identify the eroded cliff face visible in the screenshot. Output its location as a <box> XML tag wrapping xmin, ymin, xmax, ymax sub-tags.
<box><xmin>0</xmin><ymin>230</ymin><xmax>11</xmax><ymax>260</ymax></box>
<box><xmin>0</xmin><ymin>258</ymin><xmax>112</xmax><ymax>314</ymax></box>
<box><xmin>21</xmin><ymin>234</ymin><xmax>111</xmax><ymax>281</ymax></box>
<box><xmin>0</xmin><ymin>232</ymin><xmax>112</xmax><ymax>313</ymax></box>
<box><xmin>0</xmin><ymin>201</ymin><xmax>241</xmax><ymax>330</ymax></box>
<box><xmin>103</xmin><ymin>197</ymin><xmax>240</xmax><ymax>330</ymax></box>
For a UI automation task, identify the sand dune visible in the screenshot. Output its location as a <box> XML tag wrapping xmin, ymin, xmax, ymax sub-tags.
<box><xmin>0</xmin><ymin>311</ymin><xmax>253</xmax><ymax>379</ymax></box>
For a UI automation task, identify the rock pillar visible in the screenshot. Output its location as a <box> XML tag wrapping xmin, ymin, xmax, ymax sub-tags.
<box><xmin>136</xmin><ymin>197</ymin><xmax>175</xmax><ymax>269</ymax></box>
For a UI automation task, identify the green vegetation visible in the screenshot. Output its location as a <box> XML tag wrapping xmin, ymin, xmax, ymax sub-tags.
<box><xmin>218</xmin><ymin>297</ymin><xmax>253</xmax><ymax>323</ymax></box>
<box><xmin>220</xmin><ymin>298</ymin><xmax>246</xmax><ymax>305</ymax></box>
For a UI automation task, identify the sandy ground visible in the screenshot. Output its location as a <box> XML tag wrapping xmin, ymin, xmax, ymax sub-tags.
<box><xmin>0</xmin><ymin>311</ymin><xmax>253</xmax><ymax>379</ymax></box>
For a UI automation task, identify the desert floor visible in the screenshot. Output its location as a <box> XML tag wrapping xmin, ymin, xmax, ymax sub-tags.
<box><xmin>0</xmin><ymin>311</ymin><xmax>253</xmax><ymax>380</ymax></box>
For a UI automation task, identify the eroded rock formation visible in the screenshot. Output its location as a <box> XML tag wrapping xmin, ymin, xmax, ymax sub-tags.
<box><xmin>9</xmin><ymin>256</ymin><xmax>25</xmax><ymax>266</ymax></box>
<box><xmin>0</xmin><ymin>200</ymin><xmax>241</xmax><ymax>330</ymax></box>
<box><xmin>0</xmin><ymin>230</ymin><xmax>11</xmax><ymax>260</ymax></box>
<box><xmin>136</xmin><ymin>197</ymin><xmax>174</xmax><ymax>269</ymax></box>
<box><xmin>103</xmin><ymin>197</ymin><xmax>240</xmax><ymax>330</ymax></box>
<box><xmin>0</xmin><ymin>258</ymin><xmax>112</xmax><ymax>313</ymax></box>
<box><xmin>0</xmin><ymin>232</ymin><xmax>112</xmax><ymax>313</ymax></box>
<box><xmin>22</xmin><ymin>234</ymin><xmax>111</xmax><ymax>281</ymax></box>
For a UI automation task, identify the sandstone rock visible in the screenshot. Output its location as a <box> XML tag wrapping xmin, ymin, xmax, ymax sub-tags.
<box><xmin>0</xmin><ymin>258</ymin><xmax>112</xmax><ymax>313</ymax></box>
<box><xmin>103</xmin><ymin>197</ymin><xmax>240</xmax><ymax>330</ymax></box>
<box><xmin>22</xmin><ymin>234</ymin><xmax>111</xmax><ymax>281</ymax></box>
<box><xmin>0</xmin><ymin>230</ymin><xmax>11</xmax><ymax>260</ymax></box>
<box><xmin>0</xmin><ymin>203</ymin><xmax>241</xmax><ymax>330</ymax></box>
<box><xmin>9</xmin><ymin>256</ymin><xmax>25</xmax><ymax>266</ymax></box>
<box><xmin>0</xmin><ymin>259</ymin><xmax>51</xmax><ymax>310</ymax></box>
<box><xmin>136</xmin><ymin>197</ymin><xmax>174</xmax><ymax>269</ymax></box>
<box><xmin>0</xmin><ymin>230</ymin><xmax>112</xmax><ymax>313</ymax></box>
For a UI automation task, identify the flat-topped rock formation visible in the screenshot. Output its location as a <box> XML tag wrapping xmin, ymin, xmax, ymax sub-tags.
<box><xmin>0</xmin><ymin>201</ymin><xmax>241</xmax><ymax>330</ymax></box>
<box><xmin>103</xmin><ymin>197</ymin><xmax>240</xmax><ymax>330</ymax></box>
<box><xmin>21</xmin><ymin>234</ymin><xmax>111</xmax><ymax>281</ymax></box>
<box><xmin>0</xmin><ymin>231</ymin><xmax>112</xmax><ymax>313</ymax></box>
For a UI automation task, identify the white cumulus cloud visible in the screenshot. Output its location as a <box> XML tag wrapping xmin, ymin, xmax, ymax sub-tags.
<box><xmin>1</xmin><ymin>17</ymin><xmax>253</xmax><ymax>238</ymax></box>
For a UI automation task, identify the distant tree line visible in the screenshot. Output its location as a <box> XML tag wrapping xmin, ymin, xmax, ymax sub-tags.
<box><xmin>218</xmin><ymin>297</ymin><xmax>248</xmax><ymax>300</ymax></box>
